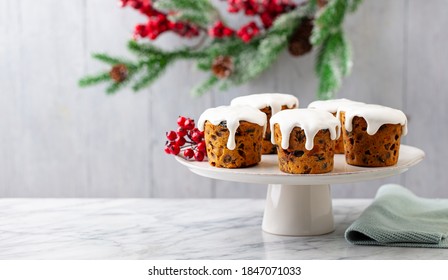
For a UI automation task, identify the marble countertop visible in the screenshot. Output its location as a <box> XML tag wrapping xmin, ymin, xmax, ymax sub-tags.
<box><xmin>0</xmin><ymin>199</ymin><xmax>446</xmax><ymax>260</ymax></box>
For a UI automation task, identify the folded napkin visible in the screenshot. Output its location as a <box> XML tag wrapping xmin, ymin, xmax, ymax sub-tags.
<box><xmin>345</xmin><ymin>184</ymin><xmax>448</xmax><ymax>248</ymax></box>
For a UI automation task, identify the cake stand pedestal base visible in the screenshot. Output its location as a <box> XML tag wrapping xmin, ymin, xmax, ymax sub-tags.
<box><xmin>262</xmin><ymin>184</ymin><xmax>334</xmax><ymax>236</ymax></box>
<box><xmin>176</xmin><ymin>145</ymin><xmax>425</xmax><ymax>237</ymax></box>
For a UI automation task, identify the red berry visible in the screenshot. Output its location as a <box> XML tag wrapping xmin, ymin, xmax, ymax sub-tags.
<box><xmin>177</xmin><ymin>116</ymin><xmax>187</xmax><ymax>128</ymax></box>
<box><xmin>189</xmin><ymin>127</ymin><xmax>200</xmax><ymax>136</ymax></box>
<box><xmin>194</xmin><ymin>151</ymin><xmax>205</xmax><ymax>161</ymax></box>
<box><xmin>170</xmin><ymin>144</ymin><xmax>180</xmax><ymax>155</ymax></box>
<box><xmin>139</xmin><ymin>4</ymin><xmax>156</xmax><ymax>16</ymax></box>
<box><xmin>223</xmin><ymin>27</ymin><xmax>234</xmax><ymax>36</ymax></box>
<box><xmin>184</xmin><ymin>148</ymin><xmax>194</xmax><ymax>159</ymax></box>
<box><xmin>164</xmin><ymin>146</ymin><xmax>172</xmax><ymax>154</ymax></box>
<box><xmin>191</xmin><ymin>131</ymin><xmax>202</xmax><ymax>143</ymax></box>
<box><xmin>197</xmin><ymin>141</ymin><xmax>206</xmax><ymax>152</ymax></box>
<box><xmin>184</xmin><ymin>119</ymin><xmax>195</xmax><ymax>130</ymax></box>
<box><xmin>166</xmin><ymin>130</ymin><xmax>177</xmax><ymax>141</ymax></box>
<box><xmin>245</xmin><ymin>8</ymin><xmax>256</xmax><ymax>16</ymax></box>
<box><xmin>177</xmin><ymin>127</ymin><xmax>187</xmax><ymax>137</ymax></box>
<box><xmin>175</xmin><ymin>22</ymin><xmax>185</xmax><ymax>30</ymax></box>
<box><xmin>260</xmin><ymin>12</ymin><xmax>274</xmax><ymax>28</ymax></box>
<box><xmin>237</xmin><ymin>21</ymin><xmax>259</xmax><ymax>43</ymax></box>
<box><xmin>134</xmin><ymin>24</ymin><xmax>148</xmax><ymax>38</ymax></box>
<box><xmin>209</xmin><ymin>21</ymin><xmax>235</xmax><ymax>39</ymax></box>
<box><xmin>148</xmin><ymin>31</ymin><xmax>158</xmax><ymax>40</ymax></box>
<box><xmin>175</xmin><ymin>136</ymin><xmax>186</xmax><ymax>147</ymax></box>
<box><xmin>228</xmin><ymin>7</ymin><xmax>239</xmax><ymax>13</ymax></box>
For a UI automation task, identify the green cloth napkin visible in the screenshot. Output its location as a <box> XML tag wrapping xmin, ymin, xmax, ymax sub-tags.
<box><xmin>345</xmin><ymin>184</ymin><xmax>448</xmax><ymax>248</ymax></box>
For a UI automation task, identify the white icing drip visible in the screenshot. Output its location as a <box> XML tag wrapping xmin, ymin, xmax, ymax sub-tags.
<box><xmin>230</xmin><ymin>93</ymin><xmax>299</xmax><ymax>116</ymax></box>
<box><xmin>308</xmin><ymin>98</ymin><xmax>365</xmax><ymax>113</ymax></box>
<box><xmin>270</xmin><ymin>109</ymin><xmax>340</xmax><ymax>150</ymax></box>
<box><xmin>336</xmin><ymin>104</ymin><xmax>408</xmax><ymax>136</ymax></box>
<box><xmin>198</xmin><ymin>105</ymin><xmax>267</xmax><ymax>150</ymax></box>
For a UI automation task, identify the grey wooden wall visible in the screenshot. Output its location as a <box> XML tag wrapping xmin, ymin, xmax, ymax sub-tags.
<box><xmin>0</xmin><ymin>0</ymin><xmax>447</xmax><ymax>198</ymax></box>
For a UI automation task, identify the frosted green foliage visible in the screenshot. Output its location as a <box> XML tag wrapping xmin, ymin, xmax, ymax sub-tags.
<box><xmin>312</xmin><ymin>0</ymin><xmax>358</xmax><ymax>99</ymax></box>
<box><xmin>192</xmin><ymin>11</ymin><xmax>302</xmax><ymax>95</ymax></box>
<box><xmin>347</xmin><ymin>0</ymin><xmax>363</xmax><ymax>12</ymax></box>
<box><xmin>79</xmin><ymin>0</ymin><xmax>363</xmax><ymax>98</ymax></box>
<box><xmin>311</xmin><ymin>0</ymin><xmax>347</xmax><ymax>46</ymax></box>
<box><xmin>79</xmin><ymin>72</ymin><xmax>111</xmax><ymax>87</ymax></box>
<box><xmin>315</xmin><ymin>30</ymin><xmax>353</xmax><ymax>99</ymax></box>
<box><xmin>154</xmin><ymin>0</ymin><xmax>217</xmax><ymax>27</ymax></box>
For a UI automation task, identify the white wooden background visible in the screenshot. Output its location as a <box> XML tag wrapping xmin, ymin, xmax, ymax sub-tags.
<box><xmin>0</xmin><ymin>0</ymin><xmax>447</xmax><ymax>198</ymax></box>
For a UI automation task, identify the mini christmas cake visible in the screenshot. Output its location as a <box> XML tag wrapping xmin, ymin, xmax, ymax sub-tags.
<box><xmin>337</xmin><ymin>104</ymin><xmax>407</xmax><ymax>167</ymax></box>
<box><xmin>308</xmin><ymin>98</ymin><xmax>364</xmax><ymax>154</ymax></box>
<box><xmin>270</xmin><ymin>109</ymin><xmax>340</xmax><ymax>174</ymax></box>
<box><xmin>230</xmin><ymin>93</ymin><xmax>299</xmax><ymax>154</ymax></box>
<box><xmin>198</xmin><ymin>105</ymin><xmax>267</xmax><ymax>168</ymax></box>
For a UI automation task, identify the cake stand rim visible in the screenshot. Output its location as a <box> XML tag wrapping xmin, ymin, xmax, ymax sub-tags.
<box><xmin>175</xmin><ymin>144</ymin><xmax>425</xmax><ymax>185</ymax></box>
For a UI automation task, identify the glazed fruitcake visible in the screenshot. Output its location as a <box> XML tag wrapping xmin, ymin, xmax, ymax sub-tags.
<box><xmin>198</xmin><ymin>105</ymin><xmax>267</xmax><ymax>168</ymax></box>
<box><xmin>231</xmin><ymin>93</ymin><xmax>299</xmax><ymax>154</ymax></box>
<box><xmin>338</xmin><ymin>104</ymin><xmax>407</xmax><ymax>167</ymax></box>
<box><xmin>270</xmin><ymin>109</ymin><xmax>340</xmax><ymax>174</ymax></box>
<box><xmin>308</xmin><ymin>98</ymin><xmax>364</xmax><ymax>154</ymax></box>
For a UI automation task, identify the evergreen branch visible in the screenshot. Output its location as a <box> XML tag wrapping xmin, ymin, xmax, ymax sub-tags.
<box><xmin>132</xmin><ymin>74</ymin><xmax>158</xmax><ymax>92</ymax></box>
<box><xmin>155</xmin><ymin>0</ymin><xmax>214</xmax><ymax>12</ymax></box>
<box><xmin>306</xmin><ymin>0</ymin><xmax>319</xmax><ymax>16</ymax></box>
<box><xmin>128</xmin><ymin>40</ymin><xmax>207</xmax><ymax>60</ymax></box>
<box><xmin>315</xmin><ymin>30</ymin><xmax>352</xmax><ymax>99</ymax></box>
<box><xmin>171</xmin><ymin>48</ymin><xmax>208</xmax><ymax>59</ymax></box>
<box><xmin>128</xmin><ymin>40</ymin><xmax>163</xmax><ymax>56</ymax></box>
<box><xmin>78</xmin><ymin>72</ymin><xmax>111</xmax><ymax>87</ymax></box>
<box><xmin>318</xmin><ymin>60</ymin><xmax>341</xmax><ymax>99</ymax></box>
<box><xmin>347</xmin><ymin>0</ymin><xmax>363</xmax><ymax>12</ymax></box>
<box><xmin>79</xmin><ymin>0</ymin><xmax>363</xmax><ymax>98</ymax></box>
<box><xmin>106</xmin><ymin>80</ymin><xmax>130</xmax><ymax>94</ymax></box>
<box><xmin>311</xmin><ymin>0</ymin><xmax>347</xmax><ymax>45</ymax></box>
<box><xmin>220</xmin><ymin>11</ymin><xmax>301</xmax><ymax>87</ymax></box>
<box><xmin>132</xmin><ymin>60</ymin><xmax>171</xmax><ymax>91</ymax></box>
<box><xmin>154</xmin><ymin>0</ymin><xmax>216</xmax><ymax>27</ymax></box>
<box><xmin>340</xmin><ymin>32</ymin><xmax>352</xmax><ymax>76</ymax></box>
<box><xmin>196</xmin><ymin>57</ymin><xmax>213</xmax><ymax>71</ymax></box>
<box><xmin>318</xmin><ymin>0</ymin><xmax>347</xmax><ymax>27</ymax></box>
<box><xmin>316</xmin><ymin>30</ymin><xmax>352</xmax><ymax>77</ymax></box>
<box><xmin>268</xmin><ymin>9</ymin><xmax>303</xmax><ymax>36</ymax></box>
<box><xmin>190</xmin><ymin>75</ymin><xmax>219</xmax><ymax>97</ymax></box>
<box><xmin>169</xmin><ymin>12</ymin><xmax>210</xmax><ymax>27</ymax></box>
<box><xmin>205</xmin><ymin>37</ymin><xmax>258</xmax><ymax>58</ymax></box>
<box><xmin>311</xmin><ymin>0</ymin><xmax>355</xmax><ymax>99</ymax></box>
<box><xmin>92</xmin><ymin>53</ymin><xmax>132</xmax><ymax>65</ymax></box>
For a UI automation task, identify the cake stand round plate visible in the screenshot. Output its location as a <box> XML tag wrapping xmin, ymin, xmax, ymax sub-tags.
<box><xmin>176</xmin><ymin>145</ymin><xmax>425</xmax><ymax>236</ymax></box>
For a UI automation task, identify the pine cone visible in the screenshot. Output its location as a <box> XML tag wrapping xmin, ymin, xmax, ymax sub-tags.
<box><xmin>288</xmin><ymin>18</ymin><xmax>313</xmax><ymax>57</ymax></box>
<box><xmin>109</xmin><ymin>64</ymin><xmax>128</xmax><ymax>83</ymax></box>
<box><xmin>211</xmin><ymin>56</ymin><xmax>233</xmax><ymax>79</ymax></box>
<box><xmin>317</xmin><ymin>0</ymin><xmax>328</xmax><ymax>8</ymax></box>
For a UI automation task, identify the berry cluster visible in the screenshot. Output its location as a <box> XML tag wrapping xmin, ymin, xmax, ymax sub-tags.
<box><xmin>237</xmin><ymin>21</ymin><xmax>260</xmax><ymax>42</ymax></box>
<box><xmin>208</xmin><ymin>21</ymin><xmax>234</xmax><ymax>39</ymax></box>
<box><xmin>164</xmin><ymin>116</ymin><xmax>206</xmax><ymax>161</ymax></box>
<box><xmin>226</xmin><ymin>0</ymin><xmax>296</xmax><ymax>28</ymax></box>
<box><xmin>120</xmin><ymin>0</ymin><xmax>200</xmax><ymax>40</ymax></box>
<box><xmin>209</xmin><ymin>19</ymin><xmax>260</xmax><ymax>43</ymax></box>
<box><xmin>209</xmin><ymin>0</ymin><xmax>296</xmax><ymax>43</ymax></box>
<box><xmin>121</xmin><ymin>0</ymin><xmax>296</xmax><ymax>43</ymax></box>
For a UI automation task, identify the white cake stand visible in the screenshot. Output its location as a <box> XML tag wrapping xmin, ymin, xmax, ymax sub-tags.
<box><xmin>176</xmin><ymin>145</ymin><xmax>424</xmax><ymax>236</ymax></box>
